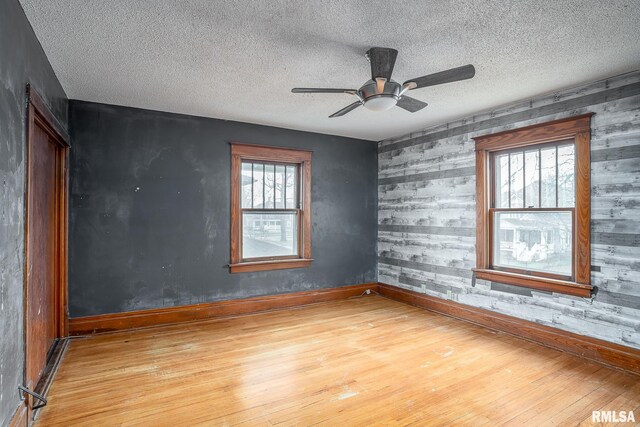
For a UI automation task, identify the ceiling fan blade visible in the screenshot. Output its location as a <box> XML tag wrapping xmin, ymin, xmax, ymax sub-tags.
<box><xmin>329</xmin><ymin>101</ymin><xmax>362</xmax><ymax>118</ymax></box>
<box><xmin>404</xmin><ymin>64</ymin><xmax>475</xmax><ymax>89</ymax></box>
<box><xmin>396</xmin><ymin>96</ymin><xmax>428</xmax><ymax>113</ymax></box>
<box><xmin>367</xmin><ymin>47</ymin><xmax>398</xmax><ymax>80</ymax></box>
<box><xmin>292</xmin><ymin>88</ymin><xmax>357</xmax><ymax>94</ymax></box>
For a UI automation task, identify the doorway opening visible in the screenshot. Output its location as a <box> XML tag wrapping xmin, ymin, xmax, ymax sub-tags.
<box><xmin>21</xmin><ymin>84</ymin><xmax>70</xmax><ymax>422</ymax></box>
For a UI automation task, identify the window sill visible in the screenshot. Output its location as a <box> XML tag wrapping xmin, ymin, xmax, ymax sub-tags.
<box><xmin>473</xmin><ymin>269</ymin><xmax>593</xmax><ymax>298</ymax></box>
<box><xmin>230</xmin><ymin>258</ymin><xmax>313</xmax><ymax>273</ymax></box>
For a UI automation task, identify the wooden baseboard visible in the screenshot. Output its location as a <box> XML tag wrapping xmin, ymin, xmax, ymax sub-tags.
<box><xmin>377</xmin><ymin>283</ymin><xmax>640</xmax><ymax>376</ymax></box>
<box><xmin>7</xmin><ymin>403</ymin><xmax>27</xmax><ymax>427</ymax></box>
<box><xmin>6</xmin><ymin>340</ymin><xmax>68</xmax><ymax>426</ymax></box>
<box><xmin>69</xmin><ymin>283</ymin><xmax>377</xmax><ymax>335</ymax></box>
<box><xmin>32</xmin><ymin>339</ymin><xmax>69</xmax><ymax>422</ymax></box>
<box><xmin>68</xmin><ymin>281</ymin><xmax>640</xmax><ymax>375</ymax></box>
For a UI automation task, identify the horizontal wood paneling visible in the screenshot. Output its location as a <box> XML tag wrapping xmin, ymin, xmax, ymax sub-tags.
<box><xmin>378</xmin><ymin>166</ymin><xmax>475</xmax><ymax>185</ymax></box>
<box><xmin>69</xmin><ymin>283</ymin><xmax>376</xmax><ymax>335</ymax></box>
<box><xmin>379</xmin><ymin>81</ymin><xmax>640</xmax><ymax>153</ymax></box>
<box><xmin>378</xmin><ymin>224</ymin><xmax>475</xmax><ymax>236</ymax></box>
<box><xmin>379</xmin><ymin>256</ymin><xmax>473</xmax><ymax>279</ymax></box>
<box><xmin>593</xmin><ymin>232</ymin><xmax>640</xmax><ymax>247</ymax></box>
<box><xmin>378</xmin><ymin>70</ymin><xmax>640</xmax><ymax>349</ymax></box>
<box><xmin>592</xmin><ymin>144</ymin><xmax>640</xmax><ymax>162</ymax></box>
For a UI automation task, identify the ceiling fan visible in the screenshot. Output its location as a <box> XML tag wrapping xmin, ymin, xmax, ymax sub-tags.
<box><xmin>291</xmin><ymin>47</ymin><xmax>475</xmax><ymax>118</ymax></box>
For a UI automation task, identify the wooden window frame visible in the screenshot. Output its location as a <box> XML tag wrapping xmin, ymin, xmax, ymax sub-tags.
<box><xmin>229</xmin><ymin>143</ymin><xmax>312</xmax><ymax>273</ymax></box>
<box><xmin>473</xmin><ymin>114</ymin><xmax>594</xmax><ymax>298</ymax></box>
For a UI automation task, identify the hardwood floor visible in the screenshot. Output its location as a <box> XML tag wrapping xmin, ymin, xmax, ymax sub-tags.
<box><xmin>36</xmin><ymin>296</ymin><xmax>640</xmax><ymax>426</ymax></box>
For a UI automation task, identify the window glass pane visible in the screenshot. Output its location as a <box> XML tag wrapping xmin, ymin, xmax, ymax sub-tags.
<box><xmin>557</xmin><ymin>144</ymin><xmax>575</xmax><ymax>207</ymax></box>
<box><xmin>493</xmin><ymin>211</ymin><xmax>572</xmax><ymax>276</ymax></box>
<box><xmin>242</xmin><ymin>212</ymin><xmax>298</xmax><ymax>259</ymax></box>
<box><xmin>252</xmin><ymin>163</ymin><xmax>264</xmax><ymax>208</ymax></box>
<box><xmin>285</xmin><ymin>165</ymin><xmax>296</xmax><ymax>208</ymax></box>
<box><xmin>241</xmin><ymin>163</ymin><xmax>253</xmax><ymax>208</ymax></box>
<box><xmin>275</xmin><ymin>165</ymin><xmax>285</xmax><ymax>208</ymax></box>
<box><xmin>495</xmin><ymin>154</ymin><xmax>510</xmax><ymax>208</ymax></box>
<box><xmin>510</xmin><ymin>153</ymin><xmax>524</xmax><ymax>208</ymax></box>
<box><xmin>540</xmin><ymin>147</ymin><xmax>557</xmax><ymax>208</ymax></box>
<box><xmin>524</xmin><ymin>150</ymin><xmax>540</xmax><ymax>208</ymax></box>
<box><xmin>263</xmin><ymin>164</ymin><xmax>276</xmax><ymax>209</ymax></box>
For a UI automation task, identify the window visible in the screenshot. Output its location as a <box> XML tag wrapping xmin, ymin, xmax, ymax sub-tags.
<box><xmin>241</xmin><ymin>162</ymin><xmax>298</xmax><ymax>259</ymax></box>
<box><xmin>230</xmin><ymin>143</ymin><xmax>312</xmax><ymax>273</ymax></box>
<box><xmin>473</xmin><ymin>115</ymin><xmax>593</xmax><ymax>297</ymax></box>
<box><xmin>492</xmin><ymin>142</ymin><xmax>574</xmax><ymax>279</ymax></box>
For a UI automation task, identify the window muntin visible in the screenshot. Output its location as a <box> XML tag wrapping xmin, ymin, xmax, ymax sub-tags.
<box><xmin>490</xmin><ymin>141</ymin><xmax>576</xmax><ymax>280</ymax></box>
<box><xmin>493</xmin><ymin>141</ymin><xmax>574</xmax><ymax>209</ymax></box>
<box><xmin>240</xmin><ymin>161</ymin><xmax>300</xmax><ymax>261</ymax></box>
<box><xmin>241</xmin><ymin>162</ymin><xmax>298</xmax><ymax>210</ymax></box>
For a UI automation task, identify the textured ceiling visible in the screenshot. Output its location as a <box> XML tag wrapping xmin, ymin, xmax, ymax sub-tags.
<box><xmin>19</xmin><ymin>0</ymin><xmax>640</xmax><ymax>141</ymax></box>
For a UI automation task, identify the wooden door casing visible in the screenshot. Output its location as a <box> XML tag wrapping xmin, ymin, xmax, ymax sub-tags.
<box><xmin>23</xmin><ymin>85</ymin><xmax>69</xmax><ymax>421</ymax></box>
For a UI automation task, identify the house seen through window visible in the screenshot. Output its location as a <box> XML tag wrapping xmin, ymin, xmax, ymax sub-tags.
<box><xmin>491</xmin><ymin>142</ymin><xmax>575</xmax><ymax>279</ymax></box>
<box><xmin>241</xmin><ymin>162</ymin><xmax>299</xmax><ymax>260</ymax></box>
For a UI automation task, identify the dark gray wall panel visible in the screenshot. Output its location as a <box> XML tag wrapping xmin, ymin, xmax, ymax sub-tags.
<box><xmin>68</xmin><ymin>101</ymin><xmax>378</xmax><ymax>317</ymax></box>
<box><xmin>378</xmin><ymin>71</ymin><xmax>640</xmax><ymax>349</ymax></box>
<box><xmin>0</xmin><ymin>0</ymin><xmax>68</xmax><ymax>424</ymax></box>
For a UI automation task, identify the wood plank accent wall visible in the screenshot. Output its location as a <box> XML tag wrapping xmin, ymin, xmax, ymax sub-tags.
<box><xmin>378</xmin><ymin>71</ymin><xmax>640</xmax><ymax>349</ymax></box>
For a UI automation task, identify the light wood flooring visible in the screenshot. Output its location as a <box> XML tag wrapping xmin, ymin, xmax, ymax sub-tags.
<box><xmin>36</xmin><ymin>296</ymin><xmax>640</xmax><ymax>426</ymax></box>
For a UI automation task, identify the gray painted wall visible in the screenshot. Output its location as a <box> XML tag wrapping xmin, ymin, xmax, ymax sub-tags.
<box><xmin>0</xmin><ymin>0</ymin><xmax>68</xmax><ymax>424</ymax></box>
<box><xmin>378</xmin><ymin>71</ymin><xmax>640</xmax><ymax>349</ymax></box>
<box><xmin>68</xmin><ymin>101</ymin><xmax>378</xmax><ymax>317</ymax></box>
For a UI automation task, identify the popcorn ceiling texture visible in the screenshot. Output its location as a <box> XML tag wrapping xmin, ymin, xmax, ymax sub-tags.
<box><xmin>19</xmin><ymin>0</ymin><xmax>640</xmax><ymax>141</ymax></box>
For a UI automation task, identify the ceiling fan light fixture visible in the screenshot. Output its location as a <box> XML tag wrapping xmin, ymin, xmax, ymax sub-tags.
<box><xmin>363</xmin><ymin>95</ymin><xmax>398</xmax><ymax>112</ymax></box>
<box><xmin>291</xmin><ymin>47</ymin><xmax>475</xmax><ymax>118</ymax></box>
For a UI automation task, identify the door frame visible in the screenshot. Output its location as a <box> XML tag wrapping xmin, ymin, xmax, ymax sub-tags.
<box><xmin>23</xmin><ymin>84</ymin><xmax>70</xmax><ymax>395</ymax></box>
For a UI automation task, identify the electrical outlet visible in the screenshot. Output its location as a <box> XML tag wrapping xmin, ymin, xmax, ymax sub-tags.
<box><xmin>421</xmin><ymin>284</ymin><xmax>426</xmax><ymax>293</ymax></box>
<box><xmin>446</xmin><ymin>290</ymin><xmax>452</xmax><ymax>300</ymax></box>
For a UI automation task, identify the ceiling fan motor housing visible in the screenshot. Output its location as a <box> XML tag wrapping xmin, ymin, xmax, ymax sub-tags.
<box><xmin>359</xmin><ymin>79</ymin><xmax>401</xmax><ymax>111</ymax></box>
<box><xmin>291</xmin><ymin>46</ymin><xmax>474</xmax><ymax>117</ymax></box>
